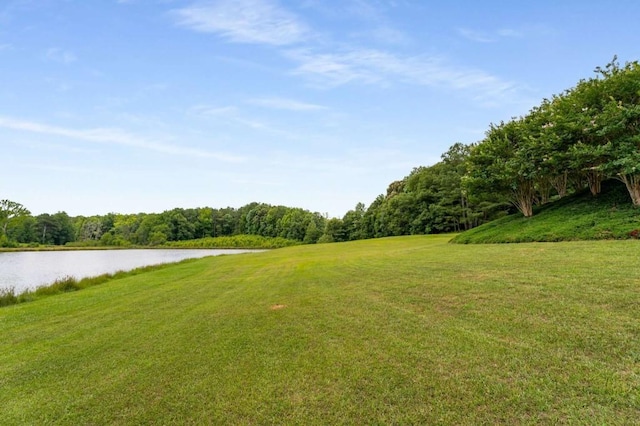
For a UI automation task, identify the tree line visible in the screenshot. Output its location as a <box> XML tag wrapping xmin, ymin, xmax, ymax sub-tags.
<box><xmin>2</xmin><ymin>58</ymin><xmax>638</xmax><ymax>247</ymax></box>
<box><xmin>0</xmin><ymin>140</ymin><xmax>509</xmax><ymax>247</ymax></box>
<box><xmin>0</xmin><ymin>203</ymin><xmax>329</xmax><ymax>247</ymax></box>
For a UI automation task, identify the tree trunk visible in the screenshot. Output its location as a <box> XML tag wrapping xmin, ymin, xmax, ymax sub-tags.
<box><xmin>511</xmin><ymin>180</ymin><xmax>536</xmax><ymax>217</ymax></box>
<box><xmin>551</xmin><ymin>171</ymin><xmax>569</xmax><ymax>199</ymax></box>
<box><xmin>618</xmin><ymin>174</ymin><xmax>640</xmax><ymax>206</ymax></box>
<box><xmin>586</xmin><ymin>169</ymin><xmax>603</xmax><ymax>196</ymax></box>
<box><xmin>460</xmin><ymin>194</ymin><xmax>469</xmax><ymax>230</ymax></box>
<box><xmin>536</xmin><ymin>177</ymin><xmax>553</xmax><ymax>205</ymax></box>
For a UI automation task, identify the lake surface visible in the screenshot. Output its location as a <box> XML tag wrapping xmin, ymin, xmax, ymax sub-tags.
<box><xmin>0</xmin><ymin>249</ymin><xmax>260</xmax><ymax>294</ymax></box>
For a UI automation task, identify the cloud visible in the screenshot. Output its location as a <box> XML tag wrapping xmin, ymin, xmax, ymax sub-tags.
<box><xmin>173</xmin><ymin>1</ymin><xmax>521</xmax><ymax>106</ymax></box>
<box><xmin>189</xmin><ymin>104</ymin><xmax>301</xmax><ymax>138</ymax></box>
<box><xmin>366</xmin><ymin>25</ymin><xmax>411</xmax><ymax>45</ymax></box>
<box><xmin>496</xmin><ymin>28</ymin><xmax>524</xmax><ymax>38</ymax></box>
<box><xmin>286</xmin><ymin>49</ymin><xmax>383</xmax><ymax>86</ymax></box>
<box><xmin>247</xmin><ymin>97</ymin><xmax>327</xmax><ymax>111</ymax></box>
<box><xmin>286</xmin><ymin>48</ymin><xmax>518</xmax><ymax>103</ymax></box>
<box><xmin>456</xmin><ymin>28</ymin><xmax>495</xmax><ymax>43</ymax></box>
<box><xmin>0</xmin><ymin>116</ymin><xmax>245</xmax><ymax>163</ymax></box>
<box><xmin>173</xmin><ymin>0</ymin><xmax>308</xmax><ymax>45</ymax></box>
<box><xmin>189</xmin><ymin>105</ymin><xmax>239</xmax><ymax>117</ymax></box>
<box><xmin>45</xmin><ymin>47</ymin><xmax>77</xmax><ymax>64</ymax></box>
<box><xmin>457</xmin><ymin>27</ymin><xmax>532</xmax><ymax>43</ymax></box>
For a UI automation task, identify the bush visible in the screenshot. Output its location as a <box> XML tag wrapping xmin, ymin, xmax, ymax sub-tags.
<box><xmin>0</xmin><ymin>234</ymin><xmax>18</xmax><ymax>248</ymax></box>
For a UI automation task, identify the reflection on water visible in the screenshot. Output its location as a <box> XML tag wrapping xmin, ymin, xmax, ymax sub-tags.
<box><xmin>0</xmin><ymin>249</ymin><xmax>259</xmax><ymax>293</ymax></box>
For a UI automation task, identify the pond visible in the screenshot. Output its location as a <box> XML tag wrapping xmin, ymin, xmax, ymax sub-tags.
<box><xmin>0</xmin><ymin>249</ymin><xmax>261</xmax><ymax>294</ymax></box>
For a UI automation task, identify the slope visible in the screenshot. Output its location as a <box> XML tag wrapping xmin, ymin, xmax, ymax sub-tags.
<box><xmin>452</xmin><ymin>179</ymin><xmax>640</xmax><ymax>244</ymax></box>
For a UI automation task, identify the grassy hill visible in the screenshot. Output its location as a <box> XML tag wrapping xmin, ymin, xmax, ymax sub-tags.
<box><xmin>1</xmin><ymin>235</ymin><xmax>639</xmax><ymax>424</ymax></box>
<box><xmin>452</xmin><ymin>179</ymin><xmax>640</xmax><ymax>244</ymax></box>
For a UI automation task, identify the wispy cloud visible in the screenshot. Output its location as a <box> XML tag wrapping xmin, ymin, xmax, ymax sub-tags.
<box><xmin>45</xmin><ymin>47</ymin><xmax>77</xmax><ymax>64</ymax></box>
<box><xmin>457</xmin><ymin>26</ymin><xmax>536</xmax><ymax>43</ymax></box>
<box><xmin>173</xmin><ymin>1</ymin><xmax>522</xmax><ymax>106</ymax></box>
<box><xmin>248</xmin><ymin>97</ymin><xmax>326</xmax><ymax>111</ymax></box>
<box><xmin>496</xmin><ymin>28</ymin><xmax>524</xmax><ymax>38</ymax></box>
<box><xmin>456</xmin><ymin>28</ymin><xmax>496</xmax><ymax>43</ymax></box>
<box><xmin>287</xmin><ymin>48</ymin><xmax>518</xmax><ymax>103</ymax></box>
<box><xmin>189</xmin><ymin>105</ymin><xmax>239</xmax><ymax>117</ymax></box>
<box><xmin>0</xmin><ymin>116</ymin><xmax>245</xmax><ymax>163</ymax></box>
<box><xmin>24</xmin><ymin>163</ymin><xmax>102</xmax><ymax>174</ymax></box>
<box><xmin>0</xmin><ymin>43</ymin><xmax>12</xmax><ymax>51</ymax></box>
<box><xmin>189</xmin><ymin>104</ymin><xmax>299</xmax><ymax>137</ymax></box>
<box><xmin>173</xmin><ymin>0</ymin><xmax>308</xmax><ymax>46</ymax></box>
<box><xmin>366</xmin><ymin>25</ymin><xmax>411</xmax><ymax>45</ymax></box>
<box><xmin>286</xmin><ymin>49</ymin><xmax>384</xmax><ymax>86</ymax></box>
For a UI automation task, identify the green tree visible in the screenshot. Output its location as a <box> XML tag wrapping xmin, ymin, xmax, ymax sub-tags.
<box><xmin>36</xmin><ymin>212</ymin><xmax>75</xmax><ymax>245</ymax></box>
<box><xmin>10</xmin><ymin>215</ymin><xmax>38</xmax><ymax>244</ymax></box>
<box><xmin>594</xmin><ymin>59</ymin><xmax>640</xmax><ymax>206</ymax></box>
<box><xmin>76</xmin><ymin>216</ymin><xmax>104</xmax><ymax>242</ymax></box>
<box><xmin>466</xmin><ymin>120</ymin><xmax>539</xmax><ymax>217</ymax></box>
<box><xmin>320</xmin><ymin>218</ymin><xmax>346</xmax><ymax>243</ymax></box>
<box><xmin>342</xmin><ymin>202</ymin><xmax>366</xmax><ymax>240</ymax></box>
<box><xmin>0</xmin><ymin>199</ymin><xmax>30</xmax><ymax>238</ymax></box>
<box><xmin>303</xmin><ymin>219</ymin><xmax>322</xmax><ymax>244</ymax></box>
<box><xmin>278</xmin><ymin>208</ymin><xmax>308</xmax><ymax>241</ymax></box>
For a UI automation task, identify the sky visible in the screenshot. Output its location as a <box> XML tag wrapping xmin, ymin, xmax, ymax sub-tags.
<box><xmin>1</xmin><ymin>0</ymin><xmax>640</xmax><ymax>218</ymax></box>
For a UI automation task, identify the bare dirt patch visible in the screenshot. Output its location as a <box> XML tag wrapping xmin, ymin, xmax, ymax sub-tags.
<box><xmin>270</xmin><ymin>304</ymin><xmax>287</xmax><ymax>310</ymax></box>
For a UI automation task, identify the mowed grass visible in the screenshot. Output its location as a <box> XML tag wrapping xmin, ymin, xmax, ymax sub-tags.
<box><xmin>1</xmin><ymin>235</ymin><xmax>639</xmax><ymax>424</ymax></box>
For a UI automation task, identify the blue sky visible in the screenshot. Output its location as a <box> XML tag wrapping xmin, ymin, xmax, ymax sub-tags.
<box><xmin>2</xmin><ymin>0</ymin><xmax>639</xmax><ymax>218</ymax></box>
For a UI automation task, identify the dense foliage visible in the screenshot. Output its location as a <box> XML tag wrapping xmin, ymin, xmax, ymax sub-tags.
<box><xmin>0</xmin><ymin>203</ymin><xmax>326</xmax><ymax>248</ymax></box>
<box><xmin>364</xmin><ymin>143</ymin><xmax>512</xmax><ymax>237</ymax></box>
<box><xmin>466</xmin><ymin>57</ymin><xmax>640</xmax><ymax>217</ymax></box>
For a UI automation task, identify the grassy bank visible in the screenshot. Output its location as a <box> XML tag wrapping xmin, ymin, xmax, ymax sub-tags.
<box><xmin>453</xmin><ymin>179</ymin><xmax>640</xmax><ymax>243</ymax></box>
<box><xmin>0</xmin><ymin>260</ymin><xmax>199</xmax><ymax>307</ymax></box>
<box><xmin>1</xmin><ymin>236</ymin><xmax>639</xmax><ymax>424</ymax></box>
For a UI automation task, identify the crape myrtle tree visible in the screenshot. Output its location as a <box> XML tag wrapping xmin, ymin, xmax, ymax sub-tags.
<box><xmin>594</xmin><ymin>59</ymin><xmax>640</xmax><ymax>206</ymax></box>
<box><xmin>465</xmin><ymin>57</ymin><xmax>640</xmax><ymax>216</ymax></box>
<box><xmin>565</xmin><ymin>76</ymin><xmax>610</xmax><ymax>196</ymax></box>
<box><xmin>537</xmin><ymin>92</ymin><xmax>589</xmax><ymax>199</ymax></box>
<box><xmin>522</xmin><ymin>100</ymin><xmax>567</xmax><ymax>204</ymax></box>
<box><xmin>466</xmin><ymin>119</ymin><xmax>540</xmax><ymax>217</ymax></box>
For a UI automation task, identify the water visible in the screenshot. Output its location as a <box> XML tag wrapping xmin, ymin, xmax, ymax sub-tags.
<box><xmin>0</xmin><ymin>249</ymin><xmax>260</xmax><ymax>294</ymax></box>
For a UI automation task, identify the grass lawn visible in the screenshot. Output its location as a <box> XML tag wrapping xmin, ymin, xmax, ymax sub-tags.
<box><xmin>1</xmin><ymin>235</ymin><xmax>639</xmax><ymax>424</ymax></box>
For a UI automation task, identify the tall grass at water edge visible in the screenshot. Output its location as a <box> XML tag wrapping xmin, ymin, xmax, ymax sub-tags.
<box><xmin>0</xmin><ymin>260</ymin><xmax>199</xmax><ymax>307</ymax></box>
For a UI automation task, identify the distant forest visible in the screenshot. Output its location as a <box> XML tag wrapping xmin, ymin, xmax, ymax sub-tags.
<box><xmin>2</xmin><ymin>58</ymin><xmax>639</xmax><ymax>247</ymax></box>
